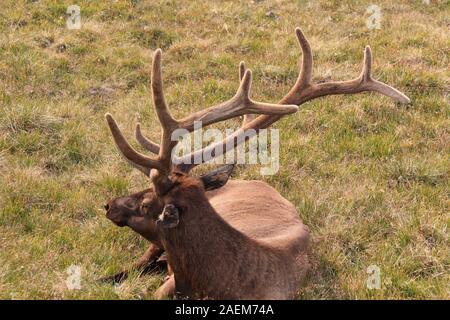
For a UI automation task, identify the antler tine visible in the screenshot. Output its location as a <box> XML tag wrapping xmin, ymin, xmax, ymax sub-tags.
<box><xmin>281</xmin><ymin>27</ymin><xmax>410</xmax><ymax>105</ymax></box>
<box><xmin>240</xmin><ymin>61</ymin><xmax>257</xmax><ymax>127</ymax></box>
<box><xmin>360</xmin><ymin>46</ymin><xmax>411</xmax><ymax>103</ymax></box>
<box><xmin>361</xmin><ymin>45</ymin><xmax>372</xmax><ymax>82</ymax></box>
<box><xmin>151</xmin><ymin>49</ymin><xmax>179</xmax><ymax>175</ymax></box>
<box><xmin>151</xmin><ymin>49</ymin><xmax>178</xmax><ymax>131</ymax></box>
<box><xmin>239</xmin><ymin>61</ymin><xmax>246</xmax><ymax>81</ymax></box>
<box><xmin>295</xmin><ymin>27</ymin><xmax>313</xmax><ymax>89</ymax></box>
<box><xmin>105</xmin><ymin>113</ymin><xmax>163</xmax><ymax>175</ymax></box>
<box><xmin>135</xmin><ymin>122</ymin><xmax>160</xmax><ymax>154</ymax></box>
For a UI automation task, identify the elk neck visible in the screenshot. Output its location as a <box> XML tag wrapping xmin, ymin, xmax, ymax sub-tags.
<box><xmin>158</xmin><ymin>187</ymin><xmax>282</xmax><ymax>299</ymax></box>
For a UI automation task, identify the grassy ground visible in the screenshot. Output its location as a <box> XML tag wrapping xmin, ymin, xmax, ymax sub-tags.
<box><xmin>0</xmin><ymin>0</ymin><xmax>448</xmax><ymax>299</ymax></box>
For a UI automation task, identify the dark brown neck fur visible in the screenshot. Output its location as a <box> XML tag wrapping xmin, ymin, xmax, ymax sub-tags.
<box><xmin>159</xmin><ymin>181</ymin><xmax>294</xmax><ymax>299</ymax></box>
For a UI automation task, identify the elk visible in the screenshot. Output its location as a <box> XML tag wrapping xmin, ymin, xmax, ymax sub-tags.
<box><xmin>103</xmin><ymin>167</ymin><xmax>310</xmax><ymax>299</ymax></box>
<box><xmin>103</xmin><ymin>27</ymin><xmax>410</xmax><ymax>299</ymax></box>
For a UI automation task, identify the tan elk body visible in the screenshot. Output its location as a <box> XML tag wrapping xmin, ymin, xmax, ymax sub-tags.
<box><xmin>103</xmin><ymin>27</ymin><xmax>410</xmax><ymax>299</ymax></box>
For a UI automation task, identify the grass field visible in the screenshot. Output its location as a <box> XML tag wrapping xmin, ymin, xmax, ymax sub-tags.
<box><xmin>0</xmin><ymin>0</ymin><xmax>448</xmax><ymax>299</ymax></box>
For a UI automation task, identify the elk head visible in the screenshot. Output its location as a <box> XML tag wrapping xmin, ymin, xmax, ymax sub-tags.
<box><xmin>104</xmin><ymin>188</ymin><xmax>154</xmax><ymax>228</ymax></box>
<box><xmin>103</xmin><ymin>166</ymin><xmax>234</xmax><ymax>238</ymax></box>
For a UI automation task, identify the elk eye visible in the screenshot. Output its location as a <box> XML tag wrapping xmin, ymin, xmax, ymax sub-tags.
<box><xmin>141</xmin><ymin>199</ymin><xmax>152</xmax><ymax>210</ymax></box>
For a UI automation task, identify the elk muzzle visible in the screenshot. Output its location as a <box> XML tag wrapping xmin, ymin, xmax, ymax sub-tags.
<box><xmin>157</xmin><ymin>204</ymin><xmax>179</xmax><ymax>229</ymax></box>
<box><xmin>104</xmin><ymin>201</ymin><xmax>128</xmax><ymax>227</ymax></box>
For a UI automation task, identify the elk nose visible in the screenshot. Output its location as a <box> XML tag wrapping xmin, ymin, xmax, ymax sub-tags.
<box><xmin>104</xmin><ymin>204</ymin><xmax>110</xmax><ymax>211</ymax></box>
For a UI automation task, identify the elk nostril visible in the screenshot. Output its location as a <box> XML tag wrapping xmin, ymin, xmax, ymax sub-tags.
<box><xmin>104</xmin><ymin>204</ymin><xmax>109</xmax><ymax>211</ymax></box>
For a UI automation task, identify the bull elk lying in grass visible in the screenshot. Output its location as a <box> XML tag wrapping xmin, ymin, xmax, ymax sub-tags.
<box><xmin>103</xmin><ymin>27</ymin><xmax>410</xmax><ymax>299</ymax></box>
<box><xmin>103</xmin><ymin>168</ymin><xmax>309</xmax><ymax>299</ymax></box>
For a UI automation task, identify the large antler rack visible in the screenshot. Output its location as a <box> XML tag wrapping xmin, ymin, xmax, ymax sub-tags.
<box><xmin>106</xmin><ymin>49</ymin><xmax>298</xmax><ymax>193</ymax></box>
<box><xmin>106</xmin><ymin>27</ymin><xmax>410</xmax><ymax>190</ymax></box>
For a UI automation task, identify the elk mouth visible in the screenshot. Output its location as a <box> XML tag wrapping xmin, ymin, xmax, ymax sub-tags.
<box><xmin>104</xmin><ymin>205</ymin><xmax>127</xmax><ymax>227</ymax></box>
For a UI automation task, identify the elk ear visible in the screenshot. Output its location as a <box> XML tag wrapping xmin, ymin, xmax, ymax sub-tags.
<box><xmin>200</xmin><ymin>164</ymin><xmax>234</xmax><ymax>191</ymax></box>
<box><xmin>157</xmin><ymin>204</ymin><xmax>179</xmax><ymax>229</ymax></box>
